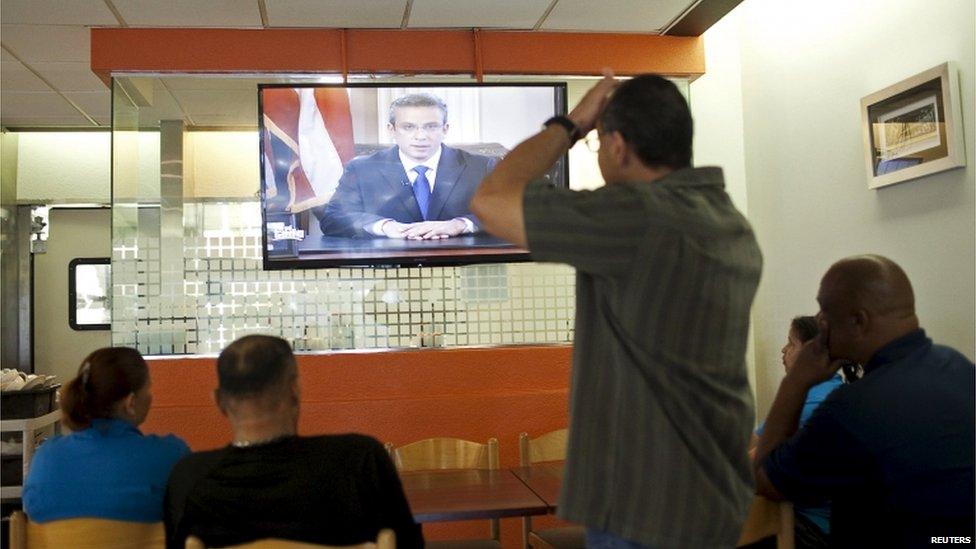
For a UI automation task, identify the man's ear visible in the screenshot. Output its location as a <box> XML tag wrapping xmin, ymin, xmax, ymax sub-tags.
<box><xmin>290</xmin><ymin>378</ymin><xmax>301</xmax><ymax>406</ymax></box>
<box><xmin>852</xmin><ymin>308</ymin><xmax>871</xmax><ymax>337</ymax></box>
<box><xmin>121</xmin><ymin>393</ymin><xmax>137</xmax><ymax>418</ymax></box>
<box><xmin>213</xmin><ymin>389</ymin><xmax>229</xmax><ymax>418</ymax></box>
<box><xmin>387</xmin><ymin>122</ymin><xmax>396</xmax><ymax>134</ymax></box>
<box><xmin>606</xmin><ymin>131</ymin><xmax>629</xmax><ymax>165</ymax></box>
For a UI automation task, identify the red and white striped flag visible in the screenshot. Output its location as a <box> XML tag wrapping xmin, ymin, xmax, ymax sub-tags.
<box><xmin>262</xmin><ymin>87</ymin><xmax>355</xmax><ymax>213</ymax></box>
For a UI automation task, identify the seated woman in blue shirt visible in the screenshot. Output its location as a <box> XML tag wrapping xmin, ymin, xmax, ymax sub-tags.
<box><xmin>751</xmin><ymin>316</ymin><xmax>845</xmax><ymax>549</ymax></box>
<box><xmin>24</xmin><ymin>347</ymin><xmax>189</xmax><ymax>523</ymax></box>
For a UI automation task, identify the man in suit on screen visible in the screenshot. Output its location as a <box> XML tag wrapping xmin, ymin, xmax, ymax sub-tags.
<box><xmin>319</xmin><ymin>93</ymin><xmax>497</xmax><ymax>239</ymax></box>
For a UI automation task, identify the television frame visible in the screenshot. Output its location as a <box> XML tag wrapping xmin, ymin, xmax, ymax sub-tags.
<box><xmin>258</xmin><ymin>81</ymin><xmax>569</xmax><ymax>270</ymax></box>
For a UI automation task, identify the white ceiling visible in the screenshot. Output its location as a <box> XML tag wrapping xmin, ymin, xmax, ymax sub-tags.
<box><xmin>0</xmin><ymin>0</ymin><xmax>701</xmax><ymax>129</ymax></box>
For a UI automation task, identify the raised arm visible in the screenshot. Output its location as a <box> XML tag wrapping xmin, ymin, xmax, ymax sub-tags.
<box><xmin>470</xmin><ymin>71</ymin><xmax>619</xmax><ymax>247</ymax></box>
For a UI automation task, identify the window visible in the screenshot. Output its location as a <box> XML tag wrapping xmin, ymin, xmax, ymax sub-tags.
<box><xmin>69</xmin><ymin>258</ymin><xmax>111</xmax><ymax>330</ymax></box>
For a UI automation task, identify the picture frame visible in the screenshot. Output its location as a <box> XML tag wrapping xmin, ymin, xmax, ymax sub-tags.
<box><xmin>860</xmin><ymin>62</ymin><xmax>966</xmax><ymax>189</ymax></box>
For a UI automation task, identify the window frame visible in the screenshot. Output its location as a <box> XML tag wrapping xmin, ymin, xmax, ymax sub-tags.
<box><xmin>68</xmin><ymin>257</ymin><xmax>111</xmax><ymax>331</ymax></box>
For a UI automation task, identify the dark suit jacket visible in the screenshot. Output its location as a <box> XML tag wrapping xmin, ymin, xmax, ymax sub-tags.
<box><xmin>319</xmin><ymin>145</ymin><xmax>497</xmax><ymax>238</ymax></box>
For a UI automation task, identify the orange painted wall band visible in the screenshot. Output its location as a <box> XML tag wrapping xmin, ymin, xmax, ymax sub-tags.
<box><xmin>473</xmin><ymin>29</ymin><xmax>484</xmax><ymax>83</ymax></box>
<box><xmin>340</xmin><ymin>29</ymin><xmax>349</xmax><ymax>82</ymax></box>
<box><xmin>91</xmin><ymin>28</ymin><xmax>703</xmax><ymax>81</ymax></box>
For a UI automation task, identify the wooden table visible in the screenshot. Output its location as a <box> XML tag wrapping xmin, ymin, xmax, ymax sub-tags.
<box><xmin>510</xmin><ymin>461</ymin><xmax>564</xmax><ymax>511</ymax></box>
<box><xmin>400</xmin><ymin>469</ymin><xmax>551</xmax><ymax>523</ymax></box>
<box><xmin>513</xmin><ymin>462</ymin><xmax>796</xmax><ymax>549</ymax></box>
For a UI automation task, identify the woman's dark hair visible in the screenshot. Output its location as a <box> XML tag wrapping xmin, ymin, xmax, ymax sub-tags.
<box><xmin>599</xmin><ymin>74</ymin><xmax>693</xmax><ymax>170</ymax></box>
<box><xmin>789</xmin><ymin>315</ymin><xmax>862</xmax><ymax>383</ymax></box>
<box><xmin>60</xmin><ymin>347</ymin><xmax>149</xmax><ymax>430</ymax></box>
<box><xmin>789</xmin><ymin>316</ymin><xmax>820</xmax><ymax>343</ymax></box>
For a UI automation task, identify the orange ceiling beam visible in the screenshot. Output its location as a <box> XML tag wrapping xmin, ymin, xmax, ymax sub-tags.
<box><xmin>91</xmin><ymin>28</ymin><xmax>703</xmax><ymax>84</ymax></box>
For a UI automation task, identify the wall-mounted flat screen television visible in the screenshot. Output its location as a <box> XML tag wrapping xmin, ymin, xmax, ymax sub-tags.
<box><xmin>259</xmin><ymin>82</ymin><xmax>568</xmax><ymax>269</ymax></box>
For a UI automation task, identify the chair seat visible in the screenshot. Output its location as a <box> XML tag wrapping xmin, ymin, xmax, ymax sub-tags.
<box><xmin>426</xmin><ymin>539</ymin><xmax>503</xmax><ymax>549</ymax></box>
<box><xmin>529</xmin><ymin>526</ymin><xmax>586</xmax><ymax>549</ymax></box>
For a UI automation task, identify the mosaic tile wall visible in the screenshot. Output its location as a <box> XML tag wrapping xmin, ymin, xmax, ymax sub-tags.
<box><xmin>111</xmin><ymin>201</ymin><xmax>576</xmax><ymax>355</ymax></box>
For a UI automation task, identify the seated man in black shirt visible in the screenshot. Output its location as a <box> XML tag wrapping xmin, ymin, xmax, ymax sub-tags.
<box><xmin>164</xmin><ymin>335</ymin><xmax>423</xmax><ymax>549</ymax></box>
<box><xmin>754</xmin><ymin>255</ymin><xmax>975</xmax><ymax>548</ymax></box>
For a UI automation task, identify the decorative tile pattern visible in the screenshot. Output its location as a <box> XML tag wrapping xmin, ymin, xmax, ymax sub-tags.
<box><xmin>111</xmin><ymin>201</ymin><xmax>576</xmax><ymax>354</ymax></box>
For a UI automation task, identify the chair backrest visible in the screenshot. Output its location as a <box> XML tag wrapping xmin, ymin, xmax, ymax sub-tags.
<box><xmin>391</xmin><ymin>437</ymin><xmax>499</xmax><ymax>472</ymax></box>
<box><xmin>736</xmin><ymin>496</ymin><xmax>794</xmax><ymax>549</ymax></box>
<box><xmin>518</xmin><ymin>429</ymin><xmax>568</xmax><ymax>466</ymax></box>
<box><xmin>185</xmin><ymin>528</ymin><xmax>395</xmax><ymax>549</ymax></box>
<box><xmin>8</xmin><ymin>511</ymin><xmax>165</xmax><ymax>549</ymax></box>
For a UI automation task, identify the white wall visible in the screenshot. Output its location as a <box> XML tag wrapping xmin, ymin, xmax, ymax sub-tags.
<box><xmin>16</xmin><ymin>132</ymin><xmax>110</xmax><ymax>202</ymax></box>
<box><xmin>690</xmin><ymin>9</ymin><xmax>748</xmax><ymax>214</ymax></box>
<box><xmin>694</xmin><ymin>0</ymin><xmax>975</xmax><ymax>417</ymax></box>
<box><xmin>185</xmin><ymin>131</ymin><xmax>259</xmax><ymax>198</ymax></box>
<box><xmin>33</xmin><ymin>208</ymin><xmax>112</xmax><ymax>381</ymax></box>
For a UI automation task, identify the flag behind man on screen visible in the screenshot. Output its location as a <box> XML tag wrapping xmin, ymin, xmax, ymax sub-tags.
<box><xmin>262</xmin><ymin>87</ymin><xmax>355</xmax><ymax>213</ymax></box>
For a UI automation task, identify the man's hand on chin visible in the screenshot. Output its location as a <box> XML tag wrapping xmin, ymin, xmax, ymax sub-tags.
<box><xmin>400</xmin><ymin>219</ymin><xmax>466</xmax><ymax>240</ymax></box>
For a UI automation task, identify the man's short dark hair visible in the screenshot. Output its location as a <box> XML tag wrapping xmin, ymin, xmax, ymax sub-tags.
<box><xmin>599</xmin><ymin>74</ymin><xmax>692</xmax><ymax>170</ymax></box>
<box><xmin>217</xmin><ymin>335</ymin><xmax>296</xmax><ymax>397</ymax></box>
<box><xmin>388</xmin><ymin>93</ymin><xmax>448</xmax><ymax>125</ymax></box>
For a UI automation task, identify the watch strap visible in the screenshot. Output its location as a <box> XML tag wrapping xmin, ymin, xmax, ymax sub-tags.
<box><xmin>544</xmin><ymin>115</ymin><xmax>582</xmax><ymax>144</ymax></box>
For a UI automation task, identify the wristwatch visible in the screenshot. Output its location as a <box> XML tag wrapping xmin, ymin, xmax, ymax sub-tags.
<box><xmin>543</xmin><ymin>115</ymin><xmax>582</xmax><ymax>144</ymax></box>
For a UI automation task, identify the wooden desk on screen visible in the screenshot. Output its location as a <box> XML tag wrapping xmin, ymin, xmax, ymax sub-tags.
<box><xmin>295</xmin><ymin>234</ymin><xmax>527</xmax><ymax>262</ymax></box>
<box><xmin>400</xmin><ymin>469</ymin><xmax>550</xmax><ymax>523</ymax></box>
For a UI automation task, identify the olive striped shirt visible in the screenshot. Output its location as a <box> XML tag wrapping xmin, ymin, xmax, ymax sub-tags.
<box><xmin>523</xmin><ymin>167</ymin><xmax>762</xmax><ymax>548</ymax></box>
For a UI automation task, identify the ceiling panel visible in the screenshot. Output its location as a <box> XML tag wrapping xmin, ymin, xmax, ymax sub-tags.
<box><xmin>0</xmin><ymin>25</ymin><xmax>91</xmax><ymax>63</ymax></box>
<box><xmin>0</xmin><ymin>0</ymin><xmax>118</xmax><ymax>26</ymax></box>
<box><xmin>0</xmin><ymin>53</ymin><xmax>50</xmax><ymax>92</ymax></box>
<box><xmin>266</xmin><ymin>0</ymin><xmax>406</xmax><ymax>28</ymax></box>
<box><xmin>63</xmin><ymin>91</ymin><xmax>112</xmax><ymax>118</ymax></box>
<box><xmin>112</xmin><ymin>0</ymin><xmax>262</xmax><ymax>27</ymax></box>
<box><xmin>409</xmin><ymin>0</ymin><xmax>551</xmax><ymax>29</ymax></box>
<box><xmin>1</xmin><ymin>91</ymin><xmax>85</xmax><ymax>118</ymax></box>
<box><xmin>542</xmin><ymin>0</ymin><xmax>693</xmax><ymax>32</ymax></box>
<box><xmin>169</xmin><ymin>89</ymin><xmax>257</xmax><ymax>120</ymax></box>
<box><xmin>190</xmin><ymin>114</ymin><xmax>258</xmax><ymax>127</ymax></box>
<box><xmin>135</xmin><ymin>85</ymin><xmax>189</xmax><ymax>124</ymax></box>
<box><xmin>31</xmin><ymin>62</ymin><xmax>109</xmax><ymax>92</ymax></box>
<box><xmin>1</xmin><ymin>115</ymin><xmax>94</xmax><ymax>127</ymax></box>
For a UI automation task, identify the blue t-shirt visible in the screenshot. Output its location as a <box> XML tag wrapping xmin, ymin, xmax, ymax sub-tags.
<box><xmin>24</xmin><ymin>418</ymin><xmax>189</xmax><ymax>523</ymax></box>
<box><xmin>756</xmin><ymin>374</ymin><xmax>842</xmax><ymax>534</ymax></box>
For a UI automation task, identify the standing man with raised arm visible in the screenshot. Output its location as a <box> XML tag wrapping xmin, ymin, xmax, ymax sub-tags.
<box><xmin>471</xmin><ymin>72</ymin><xmax>763</xmax><ymax>548</ymax></box>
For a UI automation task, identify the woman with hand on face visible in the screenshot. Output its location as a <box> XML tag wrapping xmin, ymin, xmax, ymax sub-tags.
<box><xmin>23</xmin><ymin>347</ymin><xmax>189</xmax><ymax>523</ymax></box>
<box><xmin>750</xmin><ymin>316</ymin><xmax>845</xmax><ymax>549</ymax></box>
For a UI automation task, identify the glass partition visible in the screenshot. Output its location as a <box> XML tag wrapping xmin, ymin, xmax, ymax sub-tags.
<box><xmin>110</xmin><ymin>75</ymin><xmax>581</xmax><ymax>355</ymax></box>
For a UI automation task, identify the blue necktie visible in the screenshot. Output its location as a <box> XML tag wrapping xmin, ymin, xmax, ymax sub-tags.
<box><xmin>412</xmin><ymin>166</ymin><xmax>431</xmax><ymax>220</ymax></box>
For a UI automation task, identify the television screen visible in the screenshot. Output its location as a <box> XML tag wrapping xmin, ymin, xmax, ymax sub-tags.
<box><xmin>259</xmin><ymin>82</ymin><xmax>568</xmax><ymax>269</ymax></box>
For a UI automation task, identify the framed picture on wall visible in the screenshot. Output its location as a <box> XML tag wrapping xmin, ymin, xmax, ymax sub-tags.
<box><xmin>860</xmin><ymin>62</ymin><xmax>966</xmax><ymax>189</ymax></box>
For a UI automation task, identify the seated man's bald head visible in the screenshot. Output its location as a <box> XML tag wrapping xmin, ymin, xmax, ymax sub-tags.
<box><xmin>817</xmin><ymin>255</ymin><xmax>920</xmax><ymax>364</ymax></box>
<box><xmin>823</xmin><ymin>255</ymin><xmax>915</xmax><ymax>318</ymax></box>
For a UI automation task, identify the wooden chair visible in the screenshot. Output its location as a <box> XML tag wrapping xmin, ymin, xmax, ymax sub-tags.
<box><xmin>735</xmin><ymin>496</ymin><xmax>795</xmax><ymax>549</ymax></box>
<box><xmin>185</xmin><ymin>529</ymin><xmax>395</xmax><ymax>549</ymax></box>
<box><xmin>517</xmin><ymin>430</ymin><xmax>584</xmax><ymax>549</ymax></box>
<box><xmin>390</xmin><ymin>437</ymin><xmax>499</xmax><ymax>472</ymax></box>
<box><xmin>389</xmin><ymin>437</ymin><xmax>500</xmax><ymax>549</ymax></box>
<box><xmin>8</xmin><ymin>510</ymin><xmax>165</xmax><ymax>549</ymax></box>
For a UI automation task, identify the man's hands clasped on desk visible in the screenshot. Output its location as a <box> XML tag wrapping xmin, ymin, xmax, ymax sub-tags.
<box><xmin>380</xmin><ymin>218</ymin><xmax>467</xmax><ymax>240</ymax></box>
